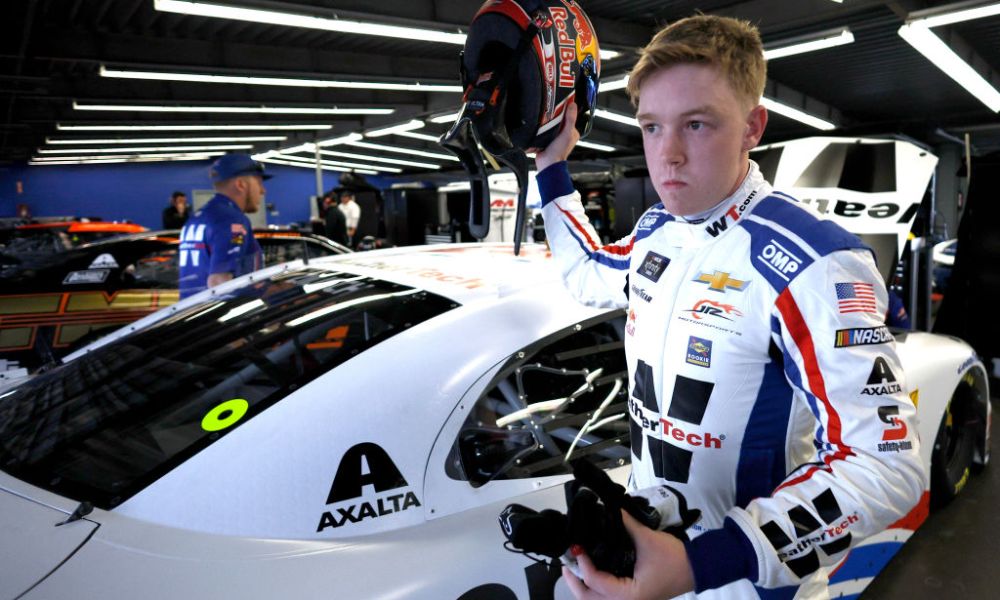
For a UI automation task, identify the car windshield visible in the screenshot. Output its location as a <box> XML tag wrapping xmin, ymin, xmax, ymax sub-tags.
<box><xmin>0</xmin><ymin>268</ymin><xmax>455</xmax><ymax>508</ymax></box>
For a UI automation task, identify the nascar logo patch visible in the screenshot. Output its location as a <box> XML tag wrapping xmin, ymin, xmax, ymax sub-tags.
<box><xmin>834</xmin><ymin>325</ymin><xmax>892</xmax><ymax>348</ymax></box>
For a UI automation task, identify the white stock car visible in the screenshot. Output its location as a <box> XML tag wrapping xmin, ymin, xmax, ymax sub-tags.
<box><xmin>0</xmin><ymin>140</ymin><xmax>990</xmax><ymax>600</ymax></box>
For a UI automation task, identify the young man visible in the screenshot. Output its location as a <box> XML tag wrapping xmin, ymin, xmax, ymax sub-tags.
<box><xmin>162</xmin><ymin>191</ymin><xmax>189</xmax><ymax>229</ymax></box>
<box><xmin>322</xmin><ymin>191</ymin><xmax>349</xmax><ymax>246</ymax></box>
<box><xmin>535</xmin><ymin>15</ymin><xmax>925</xmax><ymax>600</ymax></box>
<box><xmin>178</xmin><ymin>153</ymin><xmax>267</xmax><ymax>299</ymax></box>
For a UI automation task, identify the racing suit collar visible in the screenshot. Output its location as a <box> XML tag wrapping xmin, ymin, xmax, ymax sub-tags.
<box><xmin>661</xmin><ymin>160</ymin><xmax>771</xmax><ymax>247</ymax></box>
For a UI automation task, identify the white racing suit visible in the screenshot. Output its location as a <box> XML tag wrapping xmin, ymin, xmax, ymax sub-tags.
<box><xmin>538</xmin><ymin>160</ymin><xmax>925</xmax><ymax>599</ymax></box>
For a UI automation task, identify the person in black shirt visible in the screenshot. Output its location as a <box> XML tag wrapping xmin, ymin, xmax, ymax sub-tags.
<box><xmin>322</xmin><ymin>192</ymin><xmax>349</xmax><ymax>246</ymax></box>
<box><xmin>162</xmin><ymin>191</ymin><xmax>189</xmax><ymax>229</ymax></box>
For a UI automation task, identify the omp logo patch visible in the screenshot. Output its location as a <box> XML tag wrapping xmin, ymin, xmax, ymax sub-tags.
<box><xmin>756</xmin><ymin>239</ymin><xmax>802</xmax><ymax>281</ymax></box>
<box><xmin>835</xmin><ymin>326</ymin><xmax>892</xmax><ymax>348</ymax></box>
<box><xmin>637</xmin><ymin>213</ymin><xmax>660</xmax><ymax>230</ymax></box>
<box><xmin>638</xmin><ymin>251</ymin><xmax>669</xmax><ymax>282</ymax></box>
<box><xmin>761</xmin><ymin>489</ymin><xmax>858</xmax><ymax>577</ymax></box>
<box><xmin>862</xmin><ymin>356</ymin><xmax>902</xmax><ymax>396</ymax></box>
<box><xmin>685</xmin><ymin>336</ymin><xmax>712</xmax><ymax>368</ymax></box>
<box><xmin>692</xmin><ymin>270</ymin><xmax>749</xmax><ymax>293</ymax></box>
<box><xmin>317</xmin><ymin>443</ymin><xmax>420</xmax><ymax>532</ymax></box>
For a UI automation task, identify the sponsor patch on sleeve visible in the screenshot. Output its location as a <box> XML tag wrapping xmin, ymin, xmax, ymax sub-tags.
<box><xmin>638</xmin><ymin>251</ymin><xmax>670</xmax><ymax>282</ymax></box>
<box><xmin>834</xmin><ymin>325</ymin><xmax>892</xmax><ymax>348</ymax></box>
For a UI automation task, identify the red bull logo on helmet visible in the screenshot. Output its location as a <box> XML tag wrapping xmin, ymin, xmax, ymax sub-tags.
<box><xmin>549</xmin><ymin>7</ymin><xmax>577</xmax><ymax>88</ymax></box>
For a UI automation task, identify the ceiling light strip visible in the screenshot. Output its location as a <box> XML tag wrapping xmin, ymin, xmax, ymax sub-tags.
<box><xmin>72</xmin><ymin>101</ymin><xmax>393</xmax><ymax>115</ymax></box>
<box><xmin>38</xmin><ymin>144</ymin><xmax>253</xmax><ymax>154</ymax></box>
<box><xmin>912</xmin><ymin>1</ymin><xmax>1000</xmax><ymax>28</ymax></box>
<box><xmin>365</xmin><ymin>120</ymin><xmax>425</xmax><ymax>137</ymax></box>
<box><xmin>257</xmin><ymin>156</ymin><xmax>379</xmax><ymax>176</ymax></box>
<box><xmin>263</xmin><ymin>152</ymin><xmax>402</xmax><ymax>173</ymax></box>
<box><xmin>46</xmin><ymin>135</ymin><xmax>287</xmax><ymax>144</ymax></box>
<box><xmin>100</xmin><ymin>66</ymin><xmax>462</xmax><ymax>93</ymax></box>
<box><xmin>576</xmin><ymin>140</ymin><xmax>616</xmax><ymax>152</ymax></box>
<box><xmin>345</xmin><ymin>140</ymin><xmax>459</xmax><ymax>161</ymax></box>
<box><xmin>57</xmin><ymin>123</ymin><xmax>332</xmax><ymax>131</ymax></box>
<box><xmin>897</xmin><ymin>22</ymin><xmax>1000</xmax><ymax>112</ymax></box>
<box><xmin>760</xmin><ymin>97</ymin><xmax>837</xmax><ymax>130</ymax></box>
<box><xmin>316</xmin><ymin>149</ymin><xmax>440</xmax><ymax>169</ymax></box>
<box><xmin>154</xmin><ymin>0</ymin><xmax>466</xmax><ymax>44</ymax></box>
<box><xmin>763</xmin><ymin>29</ymin><xmax>855</xmax><ymax>60</ymax></box>
<box><xmin>594</xmin><ymin>108</ymin><xmax>639</xmax><ymax>128</ymax></box>
<box><xmin>394</xmin><ymin>131</ymin><xmax>441</xmax><ymax>142</ymax></box>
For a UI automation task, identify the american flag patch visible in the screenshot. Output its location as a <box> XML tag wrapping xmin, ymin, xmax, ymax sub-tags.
<box><xmin>835</xmin><ymin>282</ymin><xmax>877</xmax><ymax>314</ymax></box>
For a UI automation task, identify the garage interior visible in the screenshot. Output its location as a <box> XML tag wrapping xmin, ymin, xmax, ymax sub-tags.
<box><xmin>2</xmin><ymin>0</ymin><xmax>1000</xmax><ymax>598</ymax></box>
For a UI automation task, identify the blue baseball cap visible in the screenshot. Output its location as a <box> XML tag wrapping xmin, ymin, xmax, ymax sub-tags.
<box><xmin>209</xmin><ymin>153</ymin><xmax>273</xmax><ymax>183</ymax></box>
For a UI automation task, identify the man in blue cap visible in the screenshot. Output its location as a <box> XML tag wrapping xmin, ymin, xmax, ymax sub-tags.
<box><xmin>178</xmin><ymin>153</ymin><xmax>269</xmax><ymax>298</ymax></box>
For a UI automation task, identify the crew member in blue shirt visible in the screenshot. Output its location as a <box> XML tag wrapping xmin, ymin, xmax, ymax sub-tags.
<box><xmin>178</xmin><ymin>153</ymin><xmax>268</xmax><ymax>298</ymax></box>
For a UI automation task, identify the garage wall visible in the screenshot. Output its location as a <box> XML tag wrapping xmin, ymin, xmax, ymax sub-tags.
<box><xmin>0</xmin><ymin>161</ymin><xmax>387</xmax><ymax>229</ymax></box>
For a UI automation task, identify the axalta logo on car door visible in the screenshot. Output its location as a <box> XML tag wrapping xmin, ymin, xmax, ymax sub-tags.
<box><xmin>316</xmin><ymin>443</ymin><xmax>421</xmax><ymax>532</ymax></box>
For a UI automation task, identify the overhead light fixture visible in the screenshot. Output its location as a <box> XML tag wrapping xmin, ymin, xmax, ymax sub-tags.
<box><xmin>576</xmin><ymin>140</ymin><xmax>616</xmax><ymax>152</ymax></box>
<box><xmin>57</xmin><ymin>123</ymin><xmax>332</xmax><ymax>131</ymax></box>
<box><xmin>345</xmin><ymin>140</ymin><xmax>459</xmax><ymax>162</ymax></box>
<box><xmin>763</xmin><ymin>28</ymin><xmax>855</xmax><ymax>60</ymax></box>
<box><xmin>265</xmin><ymin>152</ymin><xmax>402</xmax><ymax>173</ymax></box>
<box><xmin>31</xmin><ymin>152</ymin><xmax>224</xmax><ymax>161</ymax></box>
<box><xmin>601</xmin><ymin>49</ymin><xmax>621</xmax><ymax>60</ymax></box>
<box><xmin>29</xmin><ymin>152</ymin><xmax>224</xmax><ymax>165</ymax></box>
<box><xmin>898</xmin><ymin>4</ymin><xmax>1000</xmax><ymax>112</ymax></box>
<box><xmin>256</xmin><ymin>156</ymin><xmax>379</xmax><ymax>176</ymax></box>
<box><xmin>100</xmin><ymin>66</ymin><xmax>463</xmax><ymax>93</ymax></box>
<box><xmin>317</xmin><ymin>149</ymin><xmax>440</xmax><ymax>170</ymax></box>
<box><xmin>365</xmin><ymin>120</ymin><xmax>426</xmax><ymax>137</ymax></box>
<box><xmin>430</xmin><ymin>111</ymin><xmax>461</xmax><ymax>124</ymax></box>
<box><xmin>38</xmin><ymin>144</ymin><xmax>253</xmax><ymax>154</ymax></box>
<box><xmin>760</xmin><ymin>97</ymin><xmax>837</xmax><ymax>130</ymax></box>
<box><xmin>594</xmin><ymin>108</ymin><xmax>639</xmax><ymax>128</ymax></box>
<box><xmin>154</xmin><ymin>0</ymin><xmax>466</xmax><ymax>44</ymax></box>
<box><xmin>46</xmin><ymin>135</ymin><xmax>287</xmax><ymax>144</ymax></box>
<box><xmin>599</xmin><ymin>75</ymin><xmax>629</xmax><ymax>93</ymax></box>
<box><xmin>72</xmin><ymin>101</ymin><xmax>394</xmax><ymax>115</ymax></box>
<box><xmin>316</xmin><ymin>133</ymin><xmax>364</xmax><ymax>147</ymax></box>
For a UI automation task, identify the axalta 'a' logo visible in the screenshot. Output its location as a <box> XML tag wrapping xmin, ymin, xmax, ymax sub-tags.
<box><xmin>862</xmin><ymin>356</ymin><xmax>902</xmax><ymax>396</ymax></box>
<box><xmin>685</xmin><ymin>299</ymin><xmax>743</xmax><ymax>321</ymax></box>
<box><xmin>692</xmin><ymin>271</ymin><xmax>749</xmax><ymax>293</ymax></box>
<box><xmin>704</xmin><ymin>191</ymin><xmax>755</xmax><ymax>237</ymax></box>
<box><xmin>317</xmin><ymin>443</ymin><xmax>420</xmax><ymax>532</ymax></box>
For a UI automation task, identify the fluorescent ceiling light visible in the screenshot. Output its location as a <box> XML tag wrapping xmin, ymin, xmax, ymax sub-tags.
<box><xmin>911</xmin><ymin>2</ymin><xmax>1000</xmax><ymax>27</ymax></box>
<box><xmin>898</xmin><ymin>21</ymin><xmax>1000</xmax><ymax>112</ymax></box>
<box><xmin>317</xmin><ymin>149</ymin><xmax>440</xmax><ymax>169</ymax></box>
<box><xmin>31</xmin><ymin>152</ymin><xmax>223</xmax><ymax>161</ymax></box>
<box><xmin>38</xmin><ymin>144</ymin><xmax>252</xmax><ymax>154</ymax></box>
<box><xmin>317</xmin><ymin>133</ymin><xmax>365</xmax><ymax>147</ymax></box>
<box><xmin>395</xmin><ymin>131</ymin><xmax>440</xmax><ymax>142</ymax></box>
<box><xmin>154</xmin><ymin>0</ymin><xmax>466</xmax><ymax>44</ymax></box>
<box><xmin>430</xmin><ymin>111</ymin><xmax>461</xmax><ymax>124</ymax></box>
<box><xmin>576</xmin><ymin>140</ymin><xmax>616</xmax><ymax>152</ymax></box>
<box><xmin>594</xmin><ymin>108</ymin><xmax>639</xmax><ymax>128</ymax></box>
<box><xmin>257</xmin><ymin>156</ymin><xmax>379</xmax><ymax>176</ymax></box>
<box><xmin>601</xmin><ymin>49</ymin><xmax>621</xmax><ymax>60</ymax></box>
<box><xmin>30</xmin><ymin>153</ymin><xmax>223</xmax><ymax>165</ymax></box>
<box><xmin>57</xmin><ymin>123</ymin><xmax>331</xmax><ymax>132</ymax></box>
<box><xmin>761</xmin><ymin>97</ymin><xmax>837</xmax><ymax>130</ymax></box>
<box><xmin>365</xmin><ymin>120</ymin><xmax>426</xmax><ymax>137</ymax></box>
<box><xmin>599</xmin><ymin>76</ymin><xmax>629</xmax><ymax>93</ymax></box>
<box><xmin>73</xmin><ymin>101</ymin><xmax>393</xmax><ymax>115</ymax></box>
<box><xmin>764</xmin><ymin>29</ymin><xmax>855</xmax><ymax>60</ymax></box>
<box><xmin>100</xmin><ymin>66</ymin><xmax>462</xmax><ymax>93</ymax></box>
<box><xmin>46</xmin><ymin>135</ymin><xmax>286</xmax><ymax>144</ymax></box>
<box><xmin>264</xmin><ymin>152</ymin><xmax>402</xmax><ymax>173</ymax></box>
<box><xmin>346</xmin><ymin>140</ymin><xmax>459</xmax><ymax>162</ymax></box>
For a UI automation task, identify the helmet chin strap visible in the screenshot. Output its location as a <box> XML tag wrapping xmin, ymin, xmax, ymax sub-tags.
<box><xmin>439</xmin><ymin>113</ymin><xmax>491</xmax><ymax>242</ymax></box>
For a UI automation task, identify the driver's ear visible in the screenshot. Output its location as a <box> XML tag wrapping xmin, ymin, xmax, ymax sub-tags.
<box><xmin>743</xmin><ymin>104</ymin><xmax>768</xmax><ymax>152</ymax></box>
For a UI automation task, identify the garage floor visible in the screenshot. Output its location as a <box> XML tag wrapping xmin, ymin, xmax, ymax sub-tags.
<box><xmin>860</xmin><ymin>395</ymin><xmax>1000</xmax><ymax>598</ymax></box>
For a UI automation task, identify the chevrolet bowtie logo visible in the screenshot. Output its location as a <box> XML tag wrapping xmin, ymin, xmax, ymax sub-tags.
<box><xmin>693</xmin><ymin>270</ymin><xmax>749</xmax><ymax>292</ymax></box>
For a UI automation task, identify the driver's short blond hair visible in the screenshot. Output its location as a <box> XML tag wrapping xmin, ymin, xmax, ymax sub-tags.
<box><xmin>626</xmin><ymin>14</ymin><xmax>766</xmax><ymax>110</ymax></box>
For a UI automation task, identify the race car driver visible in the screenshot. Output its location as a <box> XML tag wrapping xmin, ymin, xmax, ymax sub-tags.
<box><xmin>179</xmin><ymin>153</ymin><xmax>267</xmax><ymax>299</ymax></box>
<box><xmin>535</xmin><ymin>15</ymin><xmax>926</xmax><ymax>600</ymax></box>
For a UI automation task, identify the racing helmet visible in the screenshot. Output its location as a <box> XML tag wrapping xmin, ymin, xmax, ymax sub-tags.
<box><xmin>439</xmin><ymin>0</ymin><xmax>601</xmax><ymax>254</ymax></box>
